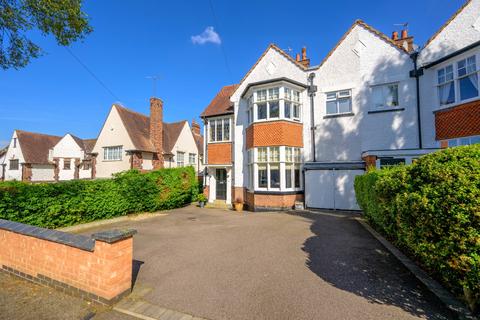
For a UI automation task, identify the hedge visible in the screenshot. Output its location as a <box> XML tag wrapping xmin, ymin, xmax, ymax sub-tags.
<box><xmin>354</xmin><ymin>145</ymin><xmax>480</xmax><ymax>311</ymax></box>
<box><xmin>0</xmin><ymin>166</ymin><xmax>198</xmax><ymax>229</ymax></box>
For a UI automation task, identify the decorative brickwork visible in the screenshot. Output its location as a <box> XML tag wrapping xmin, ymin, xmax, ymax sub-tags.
<box><xmin>0</xmin><ymin>219</ymin><xmax>135</xmax><ymax>305</ymax></box>
<box><xmin>246</xmin><ymin>121</ymin><xmax>303</xmax><ymax>149</ymax></box>
<box><xmin>207</xmin><ymin>143</ymin><xmax>232</xmax><ymax>164</ymax></box>
<box><xmin>245</xmin><ymin>192</ymin><xmax>304</xmax><ymax>211</ymax></box>
<box><xmin>131</xmin><ymin>152</ymin><xmax>143</xmax><ymax>170</ymax></box>
<box><xmin>435</xmin><ymin>100</ymin><xmax>480</xmax><ymax>140</ymax></box>
<box><xmin>150</xmin><ymin>97</ymin><xmax>164</xmax><ymax>169</ymax></box>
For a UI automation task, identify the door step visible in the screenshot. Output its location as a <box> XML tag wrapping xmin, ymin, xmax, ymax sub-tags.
<box><xmin>205</xmin><ymin>200</ymin><xmax>229</xmax><ymax>209</ymax></box>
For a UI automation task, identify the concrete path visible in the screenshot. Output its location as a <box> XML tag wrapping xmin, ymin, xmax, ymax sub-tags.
<box><xmin>80</xmin><ymin>206</ymin><xmax>454</xmax><ymax>320</ymax></box>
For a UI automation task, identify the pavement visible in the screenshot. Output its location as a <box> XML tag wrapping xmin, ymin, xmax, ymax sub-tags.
<box><xmin>78</xmin><ymin>206</ymin><xmax>453</xmax><ymax>320</ymax></box>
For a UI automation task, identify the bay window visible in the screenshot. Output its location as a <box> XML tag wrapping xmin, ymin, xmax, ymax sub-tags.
<box><xmin>326</xmin><ymin>90</ymin><xmax>352</xmax><ymax>115</ymax></box>
<box><xmin>208</xmin><ymin>117</ymin><xmax>231</xmax><ymax>142</ymax></box>
<box><xmin>247</xmin><ymin>146</ymin><xmax>303</xmax><ymax>191</ymax></box>
<box><xmin>249</xmin><ymin>85</ymin><xmax>302</xmax><ymax>123</ymax></box>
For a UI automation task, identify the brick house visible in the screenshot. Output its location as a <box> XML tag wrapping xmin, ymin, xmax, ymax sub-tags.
<box><xmin>201</xmin><ymin>1</ymin><xmax>480</xmax><ymax>211</ymax></box>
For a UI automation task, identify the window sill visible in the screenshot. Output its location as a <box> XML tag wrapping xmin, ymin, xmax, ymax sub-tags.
<box><xmin>252</xmin><ymin>190</ymin><xmax>304</xmax><ymax>195</ymax></box>
<box><xmin>247</xmin><ymin>118</ymin><xmax>302</xmax><ymax>126</ymax></box>
<box><xmin>323</xmin><ymin>112</ymin><xmax>355</xmax><ymax>119</ymax></box>
<box><xmin>368</xmin><ymin>108</ymin><xmax>405</xmax><ymax>114</ymax></box>
<box><xmin>102</xmin><ymin>159</ymin><xmax>122</xmax><ymax>162</ymax></box>
<box><xmin>207</xmin><ymin>140</ymin><xmax>232</xmax><ymax>144</ymax></box>
<box><xmin>433</xmin><ymin>97</ymin><xmax>480</xmax><ymax>113</ymax></box>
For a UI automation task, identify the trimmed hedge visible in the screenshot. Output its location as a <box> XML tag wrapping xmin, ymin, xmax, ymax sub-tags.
<box><xmin>0</xmin><ymin>167</ymin><xmax>198</xmax><ymax>229</ymax></box>
<box><xmin>354</xmin><ymin>145</ymin><xmax>480</xmax><ymax>311</ymax></box>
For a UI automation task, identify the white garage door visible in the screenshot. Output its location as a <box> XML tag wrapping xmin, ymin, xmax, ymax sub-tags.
<box><xmin>305</xmin><ymin>169</ymin><xmax>364</xmax><ymax>210</ymax></box>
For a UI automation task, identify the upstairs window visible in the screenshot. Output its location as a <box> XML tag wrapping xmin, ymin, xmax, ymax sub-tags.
<box><xmin>9</xmin><ymin>159</ymin><xmax>19</xmax><ymax>170</ymax></box>
<box><xmin>457</xmin><ymin>56</ymin><xmax>478</xmax><ymax>101</ymax></box>
<box><xmin>372</xmin><ymin>84</ymin><xmax>399</xmax><ymax>109</ymax></box>
<box><xmin>326</xmin><ymin>90</ymin><xmax>352</xmax><ymax>115</ymax></box>
<box><xmin>63</xmin><ymin>159</ymin><xmax>71</xmax><ymax>170</ymax></box>
<box><xmin>104</xmin><ymin>146</ymin><xmax>122</xmax><ymax>161</ymax></box>
<box><xmin>208</xmin><ymin>117</ymin><xmax>231</xmax><ymax>142</ymax></box>
<box><xmin>251</xmin><ymin>85</ymin><xmax>301</xmax><ymax>122</ymax></box>
<box><xmin>176</xmin><ymin>151</ymin><xmax>185</xmax><ymax>167</ymax></box>
<box><xmin>437</xmin><ymin>65</ymin><xmax>455</xmax><ymax>106</ymax></box>
<box><xmin>189</xmin><ymin>153</ymin><xmax>196</xmax><ymax>164</ymax></box>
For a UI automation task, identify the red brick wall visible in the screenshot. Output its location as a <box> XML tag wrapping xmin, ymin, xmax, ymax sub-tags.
<box><xmin>0</xmin><ymin>229</ymin><xmax>133</xmax><ymax>303</ymax></box>
<box><xmin>245</xmin><ymin>191</ymin><xmax>303</xmax><ymax>210</ymax></box>
<box><xmin>207</xmin><ymin>143</ymin><xmax>232</xmax><ymax>164</ymax></box>
<box><xmin>435</xmin><ymin>100</ymin><xmax>480</xmax><ymax>140</ymax></box>
<box><xmin>246</xmin><ymin>121</ymin><xmax>303</xmax><ymax>149</ymax></box>
<box><xmin>131</xmin><ymin>152</ymin><xmax>143</xmax><ymax>170</ymax></box>
<box><xmin>150</xmin><ymin>98</ymin><xmax>164</xmax><ymax>169</ymax></box>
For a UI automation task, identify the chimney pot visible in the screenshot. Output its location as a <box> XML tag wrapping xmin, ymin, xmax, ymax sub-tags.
<box><xmin>301</xmin><ymin>47</ymin><xmax>307</xmax><ymax>60</ymax></box>
<box><xmin>150</xmin><ymin>97</ymin><xmax>164</xmax><ymax>169</ymax></box>
<box><xmin>296</xmin><ymin>53</ymin><xmax>300</xmax><ymax>62</ymax></box>
<box><xmin>392</xmin><ymin>31</ymin><xmax>399</xmax><ymax>40</ymax></box>
<box><xmin>401</xmin><ymin>29</ymin><xmax>408</xmax><ymax>39</ymax></box>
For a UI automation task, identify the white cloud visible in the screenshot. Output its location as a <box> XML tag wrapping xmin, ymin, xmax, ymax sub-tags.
<box><xmin>191</xmin><ymin>26</ymin><xmax>221</xmax><ymax>45</ymax></box>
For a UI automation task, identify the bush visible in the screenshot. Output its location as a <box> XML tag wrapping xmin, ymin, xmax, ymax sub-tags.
<box><xmin>354</xmin><ymin>145</ymin><xmax>480</xmax><ymax>311</ymax></box>
<box><xmin>0</xmin><ymin>166</ymin><xmax>198</xmax><ymax>229</ymax></box>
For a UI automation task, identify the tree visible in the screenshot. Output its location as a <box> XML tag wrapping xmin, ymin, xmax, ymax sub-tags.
<box><xmin>0</xmin><ymin>0</ymin><xmax>92</xmax><ymax>70</ymax></box>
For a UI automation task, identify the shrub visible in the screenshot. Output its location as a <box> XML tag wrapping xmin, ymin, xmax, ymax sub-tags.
<box><xmin>355</xmin><ymin>145</ymin><xmax>480</xmax><ymax>311</ymax></box>
<box><xmin>0</xmin><ymin>166</ymin><xmax>198</xmax><ymax>229</ymax></box>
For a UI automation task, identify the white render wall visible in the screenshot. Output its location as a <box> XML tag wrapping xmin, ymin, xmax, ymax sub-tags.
<box><xmin>170</xmin><ymin>122</ymin><xmax>202</xmax><ymax>172</ymax></box>
<box><xmin>92</xmin><ymin>106</ymin><xmax>135</xmax><ymax>178</ymax></box>
<box><xmin>31</xmin><ymin>164</ymin><xmax>55</xmax><ymax>181</ymax></box>
<box><xmin>3</xmin><ymin>131</ymin><xmax>24</xmax><ymax>181</ymax></box>
<box><xmin>52</xmin><ymin>134</ymin><xmax>86</xmax><ymax>181</ymax></box>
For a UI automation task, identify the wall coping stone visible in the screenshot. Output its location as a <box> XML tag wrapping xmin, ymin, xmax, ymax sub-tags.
<box><xmin>92</xmin><ymin>229</ymin><xmax>137</xmax><ymax>244</ymax></box>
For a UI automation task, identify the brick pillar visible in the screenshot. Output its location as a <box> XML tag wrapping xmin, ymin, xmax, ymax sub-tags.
<box><xmin>53</xmin><ymin>158</ymin><xmax>60</xmax><ymax>181</ymax></box>
<box><xmin>74</xmin><ymin>159</ymin><xmax>80</xmax><ymax>180</ymax></box>
<box><xmin>150</xmin><ymin>98</ymin><xmax>164</xmax><ymax>169</ymax></box>
<box><xmin>130</xmin><ymin>152</ymin><xmax>143</xmax><ymax>170</ymax></box>
<box><xmin>22</xmin><ymin>163</ymin><xmax>32</xmax><ymax>182</ymax></box>
<box><xmin>362</xmin><ymin>155</ymin><xmax>377</xmax><ymax>171</ymax></box>
<box><xmin>91</xmin><ymin>155</ymin><xmax>97</xmax><ymax>179</ymax></box>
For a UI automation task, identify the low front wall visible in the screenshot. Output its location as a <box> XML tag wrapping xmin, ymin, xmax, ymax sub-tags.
<box><xmin>245</xmin><ymin>191</ymin><xmax>304</xmax><ymax>211</ymax></box>
<box><xmin>0</xmin><ymin>219</ymin><xmax>136</xmax><ymax>304</ymax></box>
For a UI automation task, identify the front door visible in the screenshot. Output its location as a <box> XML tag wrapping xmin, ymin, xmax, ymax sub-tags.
<box><xmin>215</xmin><ymin>169</ymin><xmax>227</xmax><ymax>200</ymax></box>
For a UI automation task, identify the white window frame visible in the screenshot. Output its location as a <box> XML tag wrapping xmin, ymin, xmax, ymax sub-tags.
<box><xmin>370</xmin><ymin>82</ymin><xmax>400</xmax><ymax>110</ymax></box>
<box><xmin>435</xmin><ymin>52</ymin><xmax>480</xmax><ymax>109</ymax></box>
<box><xmin>207</xmin><ymin>117</ymin><xmax>232</xmax><ymax>143</ymax></box>
<box><xmin>188</xmin><ymin>153</ymin><xmax>196</xmax><ymax>165</ymax></box>
<box><xmin>176</xmin><ymin>151</ymin><xmax>185</xmax><ymax>167</ymax></box>
<box><xmin>325</xmin><ymin>89</ymin><xmax>352</xmax><ymax>115</ymax></box>
<box><xmin>103</xmin><ymin>146</ymin><xmax>123</xmax><ymax>161</ymax></box>
<box><xmin>249</xmin><ymin>85</ymin><xmax>302</xmax><ymax>124</ymax></box>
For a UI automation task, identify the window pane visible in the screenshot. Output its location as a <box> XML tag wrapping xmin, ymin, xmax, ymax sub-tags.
<box><xmin>269</xmin><ymin>101</ymin><xmax>279</xmax><ymax>118</ymax></box>
<box><xmin>293</xmin><ymin>104</ymin><xmax>300</xmax><ymax>119</ymax></box>
<box><xmin>458</xmin><ymin>59</ymin><xmax>467</xmax><ymax>77</ymax></box>
<box><xmin>326</xmin><ymin>101</ymin><xmax>337</xmax><ymax>114</ymax></box>
<box><xmin>459</xmin><ymin>74</ymin><xmax>479</xmax><ymax>101</ymax></box>
<box><xmin>284</xmin><ymin>88</ymin><xmax>291</xmax><ymax>100</ymax></box>
<box><xmin>294</xmin><ymin>166</ymin><xmax>300</xmax><ymax>188</ymax></box>
<box><xmin>223</xmin><ymin>119</ymin><xmax>230</xmax><ymax>140</ymax></box>
<box><xmin>257</xmin><ymin>89</ymin><xmax>267</xmax><ymax>102</ymax></box>
<box><xmin>257</xmin><ymin>103</ymin><xmax>267</xmax><ymax>120</ymax></box>
<box><xmin>338</xmin><ymin>98</ymin><xmax>351</xmax><ymax>113</ymax></box>
<box><xmin>437</xmin><ymin>69</ymin><xmax>445</xmax><ymax>84</ymax></box>
<box><xmin>438</xmin><ymin>82</ymin><xmax>455</xmax><ymax>105</ymax></box>
<box><xmin>268</xmin><ymin>87</ymin><xmax>279</xmax><ymax>100</ymax></box>
<box><xmin>285</xmin><ymin>165</ymin><xmax>292</xmax><ymax>188</ymax></box>
<box><xmin>386</xmin><ymin>85</ymin><xmax>399</xmax><ymax>107</ymax></box>
<box><xmin>216</xmin><ymin>120</ymin><xmax>223</xmax><ymax>141</ymax></box>
<box><xmin>210</xmin><ymin>121</ymin><xmax>216</xmax><ymax>141</ymax></box>
<box><xmin>372</xmin><ymin>86</ymin><xmax>383</xmax><ymax>108</ymax></box>
<box><xmin>258</xmin><ymin>148</ymin><xmax>267</xmax><ymax>162</ymax></box>
<box><xmin>284</xmin><ymin>101</ymin><xmax>291</xmax><ymax>118</ymax></box>
<box><xmin>445</xmin><ymin>65</ymin><xmax>454</xmax><ymax>81</ymax></box>
<box><xmin>338</xmin><ymin>90</ymin><xmax>351</xmax><ymax>97</ymax></box>
<box><xmin>326</xmin><ymin>92</ymin><xmax>336</xmax><ymax>100</ymax></box>
<box><xmin>269</xmin><ymin>147</ymin><xmax>279</xmax><ymax>162</ymax></box>
<box><xmin>294</xmin><ymin>148</ymin><xmax>301</xmax><ymax>162</ymax></box>
<box><xmin>293</xmin><ymin>91</ymin><xmax>300</xmax><ymax>102</ymax></box>
<box><xmin>269</xmin><ymin>164</ymin><xmax>280</xmax><ymax>188</ymax></box>
<box><xmin>258</xmin><ymin>165</ymin><xmax>267</xmax><ymax>188</ymax></box>
<box><xmin>467</xmin><ymin>56</ymin><xmax>477</xmax><ymax>73</ymax></box>
<box><xmin>470</xmin><ymin>136</ymin><xmax>480</xmax><ymax>144</ymax></box>
<box><xmin>286</xmin><ymin>147</ymin><xmax>293</xmax><ymax>162</ymax></box>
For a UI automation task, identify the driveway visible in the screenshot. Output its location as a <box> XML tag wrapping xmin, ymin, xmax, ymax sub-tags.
<box><xmin>80</xmin><ymin>206</ymin><xmax>452</xmax><ymax>320</ymax></box>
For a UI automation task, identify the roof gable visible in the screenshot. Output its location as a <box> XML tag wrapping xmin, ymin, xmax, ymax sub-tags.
<box><xmin>16</xmin><ymin>130</ymin><xmax>61</xmax><ymax>164</ymax></box>
<box><xmin>201</xmin><ymin>84</ymin><xmax>238</xmax><ymax>118</ymax></box>
<box><xmin>163</xmin><ymin>120</ymin><xmax>188</xmax><ymax>154</ymax></box>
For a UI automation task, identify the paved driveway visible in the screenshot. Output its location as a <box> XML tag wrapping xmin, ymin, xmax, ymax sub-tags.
<box><xmin>82</xmin><ymin>206</ymin><xmax>452</xmax><ymax>320</ymax></box>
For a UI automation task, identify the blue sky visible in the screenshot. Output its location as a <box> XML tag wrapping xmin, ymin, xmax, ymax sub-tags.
<box><xmin>0</xmin><ymin>0</ymin><xmax>465</xmax><ymax>147</ymax></box>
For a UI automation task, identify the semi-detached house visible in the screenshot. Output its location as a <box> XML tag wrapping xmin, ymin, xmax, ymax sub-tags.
<box><xmin>201</xmin><ymin>0</ymin><xmax>480</xmax><ymax>211</ymax></box>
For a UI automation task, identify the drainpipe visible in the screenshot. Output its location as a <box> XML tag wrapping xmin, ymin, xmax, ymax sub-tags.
<box><xmin>410</xmin><ymin>51</ymin><xmax>424</xmax><ymax>149</ymax></box>
<box><xmin>308</xmin><ymin>73</ymin><xmax>317</xmax><ymax>162</ymax></box>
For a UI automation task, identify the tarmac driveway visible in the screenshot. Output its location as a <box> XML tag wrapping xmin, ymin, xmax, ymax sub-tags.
<box><xmin>81</xmin><ymin>206</ymin><xmax>452</xmax><ymax>320</ymax></box>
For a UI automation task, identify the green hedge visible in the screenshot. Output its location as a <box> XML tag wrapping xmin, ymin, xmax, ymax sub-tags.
<box><xmin>354</xmin><ymin>145</ymin><xmax>480</xmax><ymax>311</ymax></box>
<box><xmin>0</xmin><ymin>166</ymin><xmax>198</xmax><ymax>229</ymax></box>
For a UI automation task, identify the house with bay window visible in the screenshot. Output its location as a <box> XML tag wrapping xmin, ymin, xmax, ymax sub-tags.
<box><xmin>202</xmin><ymin>0</ymin><xmax>480</xmax><ymax>211</ymax></box>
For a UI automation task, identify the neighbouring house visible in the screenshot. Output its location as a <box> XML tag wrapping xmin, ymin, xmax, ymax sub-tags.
<box><xmin>50</xmin><ymin>134</ymin><xmax>96</xmax><ymax>180</ymax></box>
<box><xmin>418</xmin><ymin>0</ymin><xmax>480</xmax><ymax>148</ymax></box>
<box><xmin>202</xmin><ymin>0</ymin><xmax>480</xmax><ymax>211</ymax></box>
<box><xmin>191</xmin><ymin>119</ymin><xmax>205</xmax><ymax>175</ymax></box>
<box><xmin>92</xmin><ymin>98</ymin><xmax>203</xmax><ymax>178</ymax></box>
<box><xmin>2</xmin><ymin>130</ymin><xmax>61</xmax><ymax>182</ymax></box>
<box><xmin>0</xmin><ymin>147</ymin><xmax>7</xmax><ymax>180</ymax></box>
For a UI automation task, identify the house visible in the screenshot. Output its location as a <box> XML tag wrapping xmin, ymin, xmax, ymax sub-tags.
<box><xmin>202</xmin><ymin>8</ymin><xmax>480</xmax><ymax>210</ymax></box>
<box><xmin>418</xmin><ymin>0</ymin><xmax>480</xmax><ymax>148</ymax></box>
<box><xmin>0</xmin><ymin>147</ymin><xmax>7</xmax><ymax>180</ymax></box>
<box><xmin>50</xmin><ymin>134</ymin><xmax>96</xmax><ymax>180</ymax></box>
<box><xmin>2</xmin><ymin>130</ymin><xmax>61</xmax><ymax>182</ymax></box>
<box><xmin>92</xmin><ymin>98</ymin><xmax>203</xmax><ymax>178</ymax></box>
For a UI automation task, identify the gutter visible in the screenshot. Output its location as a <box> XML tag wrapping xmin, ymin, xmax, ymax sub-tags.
<box><xmin>409</xmin><ymin>51</ymin><xmax>424</xmax><ymax>149</ymax></box>
<box><xmin>422</xmin><ymin>40</ymin><xmax>480</xmax><ymax>69</ymax></box>
<box><xmin>308</xmin><ymin>73</ymin><xmax>317</xmax><ymax>162</ymax></box>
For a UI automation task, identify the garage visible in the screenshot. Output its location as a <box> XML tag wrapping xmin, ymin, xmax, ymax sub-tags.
<box><xmin>304</xmin><ymin>162</ymin><xmax>365</xmax><ymax>210</ymax></box>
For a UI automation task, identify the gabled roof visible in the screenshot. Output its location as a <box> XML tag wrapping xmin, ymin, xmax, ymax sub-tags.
<box><xmin>113</xmin><ymin>104</ymin><xmax>187</xmax><ymax>154</ymax></box>
<box><xmin>201</xmin><ymin>84</ymin><xmax>238</xmax><ymax>118</ymax></box>
<box><xmin>315</xmin><ymin>19</ymin><xmax>410</xmax><ymax>69</ymax></box>
<box><xmin>16</xmin><ymin>130</ymin><xmax>62</xmax><ymax>164</ymax></box>
<box><xmin>69</xmin><ymin>134</ymin><xmax>97</xmax><ymax>154</ymax></box>
<box><xmin>424</xmin><ymin>0</ymin><xmax>472</xmax><ymax>48</ymax></box>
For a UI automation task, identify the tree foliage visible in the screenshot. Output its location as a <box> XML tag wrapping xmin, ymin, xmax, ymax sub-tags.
<box><xmin>0</xmin><ymin>0</ymin><xmax>92</xmax><ymax>69</ymax></box>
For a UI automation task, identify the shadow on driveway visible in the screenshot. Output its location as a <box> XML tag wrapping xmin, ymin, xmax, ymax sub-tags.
<box><xmin>292</xmin><ymin>210</ymin><xmax>454</xmax><ymax>320</ymax></box>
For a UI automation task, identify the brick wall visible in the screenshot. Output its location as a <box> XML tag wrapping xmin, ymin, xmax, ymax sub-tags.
<box><xmin>245</xmin><ymin>121</ymin><xmax>303</xmax><ymax>149</ymax></box>
<box><xmin>150</xmin><ymin>97</ymin><xmax>164</xmax><ymax>169</ymax></box>
<box><xmin>131</xmin><ymin>152</ymin><xmax>143</xmax><ymax>170</ymax></box>
<box><xmin>207</xmin><ymin>142</ymin><xmax>232</xmax><ymax>164</ymax></box>
<box><xmin>245</xmin><ymin>192</ymin><xmax>303</xmax><ymax>211</ymax></box>
<box><xmin>362</xmin><ymin>155</ymin><xmax>377</xmax><ymax>170</ymax></box>
<box><xmin>0</xmin><ymin>220</ymin><xmax>135</xmax><ymax>304</ymax></box>
<box><xmin>435</xmin><ymin>99</ymin><xmax>480</xmax><ymax>140</ymax></box>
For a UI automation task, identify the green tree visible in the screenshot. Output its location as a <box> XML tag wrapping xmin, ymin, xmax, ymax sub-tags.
<box><xmin>0</xmin><ymin>0</ymin><xmax>92</xmax><ymax>70</ymax></box>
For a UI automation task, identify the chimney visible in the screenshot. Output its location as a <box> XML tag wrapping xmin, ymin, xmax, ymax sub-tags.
<box><xmin>295</xmin><ymin>53</ymin><xmax>300</xmax><ymax>62</ymax></box>
<box><xmin>191</xmin><ymin>119</ymin><xmax>201</xmax><ymax>136</ymax></box>
<box><xmin>150</xmin><ymin>97</ymin><xmax>164</xmax><ymax>169</ymax></box>
<box><xmin>298</xmin><ymin>47</ymin><xmax>310</xmax><ymax>68</ymax></box>
<box><xmin>393</xmin><ymin>29</ymin><xmax>415</xmax><ymax>53</ymax></box>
